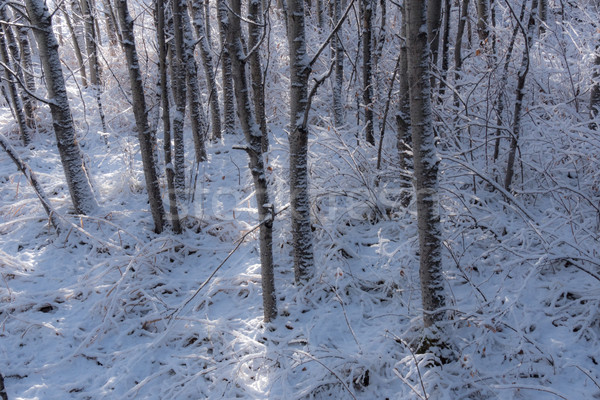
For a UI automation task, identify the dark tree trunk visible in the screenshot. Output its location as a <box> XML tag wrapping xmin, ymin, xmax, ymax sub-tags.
<box><xmin>171</xmin><ymin>0</ymin><xmax>188</xmax><ymax>199</ymax></box>
<box><xmin>504</xmin><ymin>0</ymin><xmax>538</xmax><ymax>191</ymax></box>
<box><xmin>406</xmin><ymin>0</ymin><xmax>446</xmax><ymax>332</ymax></box>
<box><xmin>247</xmin><ymin>0</ymin><xmax>269</xmax><ymax>153</ymax></box>
<box><xmin>287</xmin><ymin>0</ymin><xmax>314</xmax><ymax>283</ymax></box>
<box><xmin>116</xmin><ymin>0</ymin><xmax>165</xmax><ymax>232</ymax></box>
<box><xmin>226</xmin><ymin>0</ymin><xmax>277</xmax><ymax>321</ymax></box>
<box><xmin>361</xmin><ymin>0</ymin><xmax>374</xmax><ymax>145</ymax></box>
<box><xmin>189</xmin><ymin>0</ymin><xmax>223</xmax><ymax>140</ymax></box>
<box><xmin>216</xmin><ymin>0</ymin><xmax>236</xmax><ymax>135</ymax></box>
<box><xmin>156</xmin><ymin>0</ymin><xmax>182</xmax><ymax>233</ymax></box>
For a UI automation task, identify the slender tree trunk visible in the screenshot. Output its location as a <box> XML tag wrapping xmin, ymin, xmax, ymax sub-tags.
<box><xmin>17</xmin><ymin>22</ymin><xmax>37</xmax><ymax>129</ymax></box>
<box><xmin>361</xmin><ymin>0</ymin><xmax>374</xmax><ymax>145</ymax></box>
<box><xmin>80</xmin><ymin>0</ymin><xmax>107</xmax><ymax>131</ymax></box>
<box><xmin>504</xmin><ymin>0</ymin><xmax>538</xmax><ymax>191</ymax></box>
<box><xmin>62</xmin><ymin>7</ymin><xmax>88</xmax><ymax>87</ymax></box>
<box><xmin>427</xmin><ymin>0</ymin><xmax>442</xmax><ymax>89</ymax></box>
<box><xmin>438</xmin><ymin>0</ymin><xmax>451</xmax><ymax>95</ymax></box>
<box><xmin>189</xmin><ymin>0</ymin><xmax>223</xmax><ymax>140</ymax></box>
<box><xmin>226</xmin><ymin>0</ymin><xmax>277</xmax><ymax>321</ymax></box>
<box><xmin>170</xmin><ymin>0</ymin><xmax>188</xmax><ymax>199</ymax></box>
<box><xmin>216</xmin><ymin>0</ymin><xmax>236</xmax><ymax>135</ymax></box>
<box><xmin>101</xmin><ymin>0</ymin><xmax>119</xmax><ymax>46</ymax></box>
<box><xmin>182</xmin><ymin>7</ymin><xmax>208</xmax><ymax>163</ymax></box>
<box><xmin>157</xmin><ymin>0</ymin><xmax>182</xmax><ymax>233</ymax></box>
<box><xmin>406</xmin><ymin>0</ymin><xmax>446</xmax><ymax>332</ymax></box>
<box><xmin>0</xmin><ymin>14</ymin><xmax>32</xmax><ymax>146</ymax></box>
<box><xmin>538</xmin><ymin>0</ymin><xmax>547</xmax><ymax>34</ymax></box>
<box><xmin>493</xmin><ymin>0</ymin><xmax>526</xmax><ymax>160</ymax></box>
<box><xmin>247</xmin><ymin>0</ymin><xmax>268</xmax><ymax>152</ymax></box>
<box><xmin>589</xmin><ymin>44</ymin><xmax>600</xmax><ymax>130</ymax></box>
<box><xmin>332</xmin><ymin>0</ymin><xmax>345</xmax><ymax>126</ymax></box>
<box><xmin>396</xmin><ymin>9</ymin><xmax>410</xmax><ymax>172</ymax></box>
<box><xmin>476</xmin><ymin>0</ymin><xmax>490</xmax><ymax>45</ymax></box>
<box><xmin>453</xmin><ymin>0</ymin><xmax>469</xmax><ymax>106</ymax></box>
<box><xmin>26</xmin><ymin>0</ymin><xmax>98</xmax><ymax>215</ymax></box>
<box><xmin>116</xmin><ymin>0</ymin><xmax>165</xmax><ymax>232</ymax></box>
<box><xmin>287</xmin><ymin>0</ymin><xmax>314</xmax><ymax>283</ymax></box>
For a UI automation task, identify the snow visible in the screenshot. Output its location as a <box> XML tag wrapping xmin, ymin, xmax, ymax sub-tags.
<box><xmin>1</xmin><ymin>1</ymin><xmax>600</xmax><ymax>399</ymax></box>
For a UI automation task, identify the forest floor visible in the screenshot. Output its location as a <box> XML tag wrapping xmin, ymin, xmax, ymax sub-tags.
<box><xmin>1</xmin><ymin>91</ymin><xmax>599</xmax><ymax>400</ymax></box>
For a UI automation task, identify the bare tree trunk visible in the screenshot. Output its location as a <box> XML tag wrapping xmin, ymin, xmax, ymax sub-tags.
<box><xmin>589</xmin><ymin>45</ymin><xmax>600</xmax><ymax>130</ymax></box>
<box><xmin>396</xmin><ymin>9</ymin><xmax>410</xmax><ymax>172</ymax></box>
<box><xmin>361</xmin><ymin>0</ymin><xmax>374</xmax><ymax>145</ymax></box>
<box><xmin>171</xmin><ymin>0</ymin><xmax>188</xmax><ymax>199</ymax></box>
<box><xmin>17</xmin><ymin>21</ymin><xmax>37</xmax><ymax>129</ymax></box>
<box><xmin>476</xmin><ymin>0</ymin><xmax>490</xmax><ymax>45</ymax></box>
<box><xmin>438</xmin><ymin>0</ymin><xmax>451</xmax><ymax>95</ymax></box>
<box><xmin>226</xmin><ymin>0</ymin><xmax>277</xmax><ymax>322</ymax></box>
<box><xmin>79</xmin><ymin>0</ymin><xmax>107</xmax><ymax>131</ymax></box>
<box><xmin>189</xmin><ymin>0</ymin><xmax>223</xmax><ymax>140</ymax></box>
<box><xmin>287</xmin><ymin>0</ymin><xmax>314</xmax><ymax>283</ymax></box>
<box><xmin>216</xmin><ymin>0</ymin><xmax>236</xmax><ymax>135</ymax></box>
<box><xmin>406</xmin><ymin>0</ymin><xmax>446</xmax><ymax>334</ymax></box>
<box><xmin>156</xmin><ymin>0</ymin><xmax>182</xmax><ymax>233</ymax></box>
<box><xmin>101</xmin><ymin>0</ymin><xmax>119</xmax><ymax>46</ymax></box>
<box><xmin>427</xmin><ymin>0</ymin><xmax>442</xmax><ymax>89</ymax></box>
<box><xmin>0</xmin><ymin>13</ymin><xmax>32</xmax><ymax>146</ymax></box>
<box><xmin>26</xmin><ymin>0</ymin><xmax>98</xmax><ymax>215</ymax></box>
<box><xmin>332</xmin><ymin>0</ymin><xmax>345</xmax><ymax>126</ymax></box>
<box><xmin>182</xmin><ymin>6</ymin><xmax>208</xmax><ymax>163</ymax></box>
<box><xmin>62</xmin><ymin>7</ymin><xmax>88</xmax><ymax>87</ymax></box>
<box><xmin>248</xmin><ymin>0</ymin><xmax>269</xmax><ymax>153</ymax></box>
<box><xmin>538</xmin><ymin>0</ymin><xmax>547</xmax><ymax>34</ymax></box>
<box><xmin>116</xmin><ymin>0</ymin><xmax>165</xmax><ymax>232</ymax></box>
<box><xmin>453</xmin><ymin>0</ymin><xmax>469</xmax><ymax>106</ymax></box>
<box><xmin>493</xmin><ymin>0</ymin><xmax>526</xmax><ymax>160</ymax></box>
<box><xmin>504</xmin><ymin>0</ymin><xmax>538</xmax><ymax>191</ymax></box>
<box><xmin>247</xmin><ymin>0</ymin><xmax>268</xmax><ymax>152</ymax></box>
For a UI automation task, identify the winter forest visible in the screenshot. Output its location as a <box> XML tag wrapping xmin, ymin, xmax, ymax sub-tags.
<box><xmin>0</xmin><ymin>0</ymin><xmax>599</xmax><ymax>397</ymax></box>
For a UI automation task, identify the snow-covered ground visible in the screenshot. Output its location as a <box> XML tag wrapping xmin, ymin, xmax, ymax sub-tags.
<box><xmin>2</xmin><ymin>1</ymin><xmax>600</xmax><ymax>398</ymax></box>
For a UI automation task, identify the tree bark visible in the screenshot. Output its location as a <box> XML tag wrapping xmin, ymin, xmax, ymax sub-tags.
<box><xmin>156</xmin><ymin>0</ymin><xmax>182</xmax><ymax>233</ymax></box>
<box><xmin>247</xmin><ymin>0</ymin><xmax>268</xmax><ymax>153</ymax></box>
<box><xmin>589</xmin><ymin>45</ymin><xmax>600</xmax><ymax>130</ymax></box>
<box><xmin>438</xmin><ymin>0</ymin><xmax>451</xmax><ymax>95</ymax></box>
<box><xmin>79</xmin><ymin>0</ymin><xmax>107</xmax><ymax>131</ymax></box>
<box><xmin>189</xmin><ymin>0</ymin><xmax>223</xmax><ymax>140</ymax></box>
<box><xmin>216</xmin><ymin>0</ymin><xmax>236</xmax><ymax>135</ymax></box>
<box><xmin>396</xmin><ymin>8</ymin><xmax>410</xmax><ymax>172</ymax></box>
<box><xmin>0</xmin><ymin>13</ymin><xmax>32</xmax><ymax>146</ymax></box>
<box><xmin>116</xmin><ymin>0</ymin><xmax>165</xmax><ymax>232</ymax></box>
<box><xmin>406</xmin><ymin>0</ymin><xmax>446</xmax><ymax>331</ymax></box>
<box><xmin>182</xmin><ymin>6</ymin><xmax>208</xmax><ymax>163</ymax></box>
<box><xmin>427</xmin><ymin>0</ymin><xmax>442</xmax><ymax>89</ymax></box>
<box><xmin>170</xmin><ymin>0</ymin><xmax>188</xmax><ymax>199</ymax></box>
<box><xmin>287</xmin><ymin>0</ymin><xmax>314</xmax><ymax>283</ymax></box>
<box><xmin>476</xmin><ymin>0</ymin><xmax>490</xmax><ymax>45</ymax></box>
<box><xmin>227</xmin><ymin>0</ymin><xmax>277</xmax><ymax>322</ymax></box>
<box><xmin>17</xmin><ymin>20</ymin><xmax>37</xmax><ymax>130</ymax></box>
<box><xmin>331</xmin><ymin>0</ymin><xmax>344</xmax><ymax>127</ymax></box>
<box><xmin>361</xmin><ymin>0</ymin><xmax>374</xmax><ymax>145</ymax></box>
<box><xmin>62</xmin><ymin>7</ymin><xmax>88</xmax><ymax>87</ymax></box>
<box><xmin>26</xmin><ymin>0</ymin><xmax>98</xmax><ymax>215</ymax></box>
<box><xmin>504</xmin><ymin>0</ymin><xmax>538</xmax><ymax>191</ymax></box>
